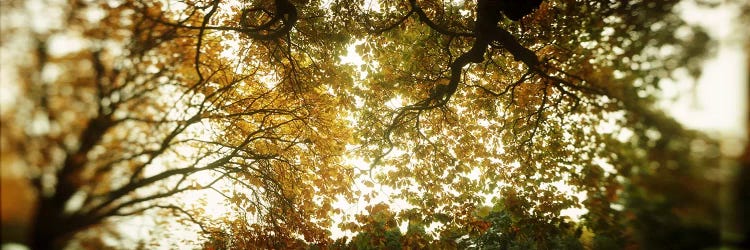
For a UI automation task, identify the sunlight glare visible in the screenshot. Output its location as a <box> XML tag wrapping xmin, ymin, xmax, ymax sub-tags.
<box><xmin>667</xmin><ymin>0</ymin><xmax>747</xmax><ymax>147</ymax></box>
<box><xmin>385</xmin><ymin>95</ymin><xmax>404</xmax><ymax>110</ymax></box>
<box><xmin>362</xmin><ymin>0</ymin><xmax>381</xmax><ymax>12</ymax></box>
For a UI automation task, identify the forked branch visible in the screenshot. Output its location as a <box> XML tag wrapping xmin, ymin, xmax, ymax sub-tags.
<box><xmin>372</xmin><ymin>0</ymin><xmax>544</xmax><ymax>166</ymax></box>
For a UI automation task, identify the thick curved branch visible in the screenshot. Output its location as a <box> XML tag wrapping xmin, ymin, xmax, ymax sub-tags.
<box><xmin>240</xmin><ymin>0</ymin><xmax>298</xmax><ymax>41</ymax></box>
<box><xmin>490</xmin><ymin>29</ymin><xmax>539</xmax><ymax>67</ymax></box>
<box><xmin>194</xmin><ymin>0</ymin><xmax>220</xmax><ymax>82</ymax></box>
<box><xmin>368</xmin><ymin>10</ymin><xmax>415</xmax><ymax>34</ymax></box>
<box><xmin>240</xmin><ymin>7</ymin><xmax>279</xmax><ymax>31</ymax></box>
<box><xmin>148</xmin><ymin>0</ymin><xmax>297</xmax><ymax>41</ymax></box>
<box><xmin>409</xmin><ymin>0</ymin><xmax>474</xmax><ymax>37</ymax></box>
<box><xmin>373</xmin><ymin>0</ymin><xmax>543</xmax><ymax>166</ymax></box>
<box><xmin>417</xmin><ymin>0</ymin><xmax>541</xmax><ymax>106</ymax></box>
<box><xmin>499</xmin><ymin>0</ymin><xmax>544</xmax><ymax>21</ymax></box>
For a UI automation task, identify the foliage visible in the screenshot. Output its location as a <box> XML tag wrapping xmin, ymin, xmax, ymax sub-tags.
<box><xmin>330</xmin><ymin>203</ymin><xmax>430</xmax><ymax>249</ymax></box>
<box><xmin>2</xmin><ymin>0</ymin><xmax>351</xmax><ymax>248</ymax></box>
<box><xmin>465</xmin><ymin>209</ymin><xmax>582</xmax><ymax>250</ymax></box>
<box><xmin>325</xmin><ymin>200</ymin><xmax>582</xmax><ymax>249</ymax></box>
<box><xmin>1</xmin><ymin>0</ymin><xmax>745</xmax><ymax>249</ymax></box>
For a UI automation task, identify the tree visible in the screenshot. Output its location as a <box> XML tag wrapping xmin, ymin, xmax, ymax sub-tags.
<box><xmin>2</xmin><ymin>1</ymin><xmax>351</xmax><ymax>249</ymax></box>
<box><xmin>1</xmin><ymin>0</ymin><xmax>745</xmax><ymax>249</ymax></box>
<box><xmin>338</xmin><ymin>0</ymin><xmax>723</xmax><ymax>248</ymax></box>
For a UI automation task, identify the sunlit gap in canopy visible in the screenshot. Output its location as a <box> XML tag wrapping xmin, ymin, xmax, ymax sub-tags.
<box><xmin>155</xmin><ymin>84</ymin><xmax>232</xmax><ymax>221</ymax></box>
<box><xmin>335</xmin><ymin>37</ymin><xmax>595</xmax><ymax>241</ymax></box>
<box><xmin>159</xmin><ymin>0</ymin><xmax>274</xmax><ymax>220</ymax></box>
<box><xmin>143</xmin><ymin>2</ymin><xmax>390</xmax><ymax>244</ymax></box>
<box><xmin>334</xmin><ymin>95</ymin><xmax>416</xmax><ymax>237</ymax></box>
<box><xmin>159</xmin><ymin>0</ymin><xmax>637</xmax><ymax>242</ymax></box>
<box><xmin>96</xmin><ymin>81</ymin><xmax>241</xmax><ymax>249</ymax></box>
<box><xmin>335</xmin><ymin>38</ymin><xmax>421</xmax><ymax>237</ymax></box>
<box><xmin>462</xmin><ymin>72</ymin><xmax>596</xmax><ymax>220</ymax></box>
<box><xmin>661</xmin><ymin>1</ymin><xmax>747</xmax><ymax>154</ymax></box>
<box><xmin>122</xmin><ymin>13</ymin><xmax>285</xmax><ymax>242</ymax></box>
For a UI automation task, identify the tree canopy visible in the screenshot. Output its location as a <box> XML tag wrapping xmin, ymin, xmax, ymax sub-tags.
<box><xmin>0</xmin><ymin>0</ymin><xmax>747</xmax><ymax>249</ymax></box>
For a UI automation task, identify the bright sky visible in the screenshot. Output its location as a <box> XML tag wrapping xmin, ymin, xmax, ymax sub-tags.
<box><xmin>665</xmin><ymin>1</ymin><xmax>747</xmax><ymax>155</ymax></box>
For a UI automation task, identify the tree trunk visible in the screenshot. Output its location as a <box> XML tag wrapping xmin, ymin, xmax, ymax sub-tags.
<box><xmin>30</xmin><ymin>197</ymin><xmax>67</xmax><ymax>250</ymax></box>
<box><xmin>735</xmin><ymin>43</ymin><xmax>750</xmax><ymax>248</ymax></box>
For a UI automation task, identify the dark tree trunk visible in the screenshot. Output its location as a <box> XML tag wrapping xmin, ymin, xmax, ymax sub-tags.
<box><xmin>30</xmin><ymin>198</ymin><xmax>67</xmax><ymax>250</ymax></box>
<box><xmin>499</xmin><ymin>0</ymin><xmax>544</xmax><ymax>21</ymax></box>
<box><xmin>736</xmin><ymin>50</ymin><xmax>750</xmax><ymax>248</ymax></box>
<box><xmin>29</xmin><ymin>115</ymin><xmax>112</xmax><ymax>250</ymax></box>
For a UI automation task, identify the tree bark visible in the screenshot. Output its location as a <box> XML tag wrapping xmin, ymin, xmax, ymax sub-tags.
<box><xmin>29</xmin><ymin>114</ymin><xmax>112</xmax><ymax>250</ymax></box>
<box><xmin>734</xmin><ymin>44</ymin><xmax>750</xmax><ymax>248</ymax></box>
<box><xmin>30</xmin><ymin>199</ymin><xmax>67</xmax><ymax>250</ymax></box>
